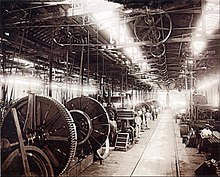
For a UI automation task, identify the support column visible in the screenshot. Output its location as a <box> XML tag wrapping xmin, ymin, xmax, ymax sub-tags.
<box><xmin>48</xmin><ymin>57</ymin><xmax>53</xmax><ymax>97</ymax></box>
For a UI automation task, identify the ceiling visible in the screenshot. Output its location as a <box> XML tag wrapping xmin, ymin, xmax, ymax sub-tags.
<box><xmin>1</xmin><ymin>0</ymin><xmax>220</xmax><ymax>92</ymax></box>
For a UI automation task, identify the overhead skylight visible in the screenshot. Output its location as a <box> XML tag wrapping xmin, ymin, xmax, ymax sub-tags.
<box><xmin>89</xmin><ymin>0</ymin><xmax>145</xmax><ymax>63</ymax></box>
<box><xmin>9</xmin><ymin>57</ymin><xmax>34</xmax><ymax>68</ymax></box>
<box><xmin>49</xmin><ymin>0</ymin><xmax>148</xmax><ymax>68</ymax></box>
<box><xmin>192</xmin><ymin>0</ymin><xmax>220</xmax><ymax>55</ymax></box>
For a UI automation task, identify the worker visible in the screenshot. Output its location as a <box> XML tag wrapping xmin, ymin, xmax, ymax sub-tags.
<box><xmin>197</xmin><ymin>124</ymin><xmax>212</xmax><ymax>154</ymax></box>
<box><xmin>154</xmin><ymin>107</ymin><xmax>158</xmax><ymax>119</ymax></box>
<box><xmin>145</xmin><ymin>109</ymin><xmax>152</xmax><ymax>129</ymax></box>
<box><xmin>141</xmin><ymin>107</ymin><xmax>146</xmax><ymax>131</ymax></box>
<box><xmin>135</xmin><ymin>110</ymin><xmax>142</xmax><ymax>138</ymax></box>
<box><xmin>109</xmin><ymin>116</ymin><xmax>117</xmax><ymax>146</ymax></box>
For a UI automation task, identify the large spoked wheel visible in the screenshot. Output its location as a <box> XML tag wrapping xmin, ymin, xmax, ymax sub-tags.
<box><xmin>69</xmin><ymin>110</ymin><xmax>92</xmax><ymax>145</ymax></box>
<box><xmin>134</xmin><ymin>10</ymin><xmax>172</xmax><ymax>45</ymax></box>
<box><xmin>65</xmin><ymin>96</ymin><xmax>110</xmax><ymax>155</ymax></box>
<box><xmin>53</xmin><ymin>27</ymin><xmax>84</xmax><ymax>52</ymax></box>
<box><xmin>1</xmin><ymin>96</ymin><xmax>77</xmax><ymax>176</ymax></box>
<box><xmin>2</xmin><ymin>146</ymin><xmax>54</xmax><ymax>176</ymax></box>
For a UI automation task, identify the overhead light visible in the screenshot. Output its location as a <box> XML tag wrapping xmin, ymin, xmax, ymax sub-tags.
<box><xmin>9</xmin><ymin>57</ymin><xmax>34</xmax><ymax>67</ymax></box>
<box><xmin>91</xmin><ymin>1</ymin><xmax>144</xmax><ymax>63</ymax></box>
<box><xmin>4</xmin><ymin>32</ymin><xmax>9</xmax><ymax>36</ymax></box>
<box><xmin>191</xmin><ymin>0</ymin><xmax>219</xmax><ymax>54</ymax></box>
<box><xmin>192</xmin><ymin>40</ymin><xmax>205</xmax><ymax>55</ymax></box>
<box><xmin>124</xmin><ymin>9</ymin><xmax>132</xmax><ymax>14</ymax></box>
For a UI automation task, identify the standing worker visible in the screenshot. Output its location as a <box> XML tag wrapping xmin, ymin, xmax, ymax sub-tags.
<box><xmin>109</xmin><ymin>116</ymin><xmax>117</xmax><ymax>146</ymax></box>
<box><xmin>141</xmin><ymin>107</ymin><xmax>147</xmax><ymax>131</ymax></box>
<box><xmin>135</xmin><ymin>110</ymin><xmax>142</xmax><ymax>138</ymax></box>
<box><xmin>154</xmin><ymin>107</ymin><xmax>158</xmax><ymax>119</ymax></box>
<box><xmin>145</xmin><ymin>110</ymin><xmax>152</xmax><ymax>129</ymax></box>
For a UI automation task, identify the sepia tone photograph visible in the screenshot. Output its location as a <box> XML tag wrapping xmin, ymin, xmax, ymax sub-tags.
<box><xmin>0</xmin><ymin>0</ymin><xmax>219</xmax><ymax>176</ymax></box>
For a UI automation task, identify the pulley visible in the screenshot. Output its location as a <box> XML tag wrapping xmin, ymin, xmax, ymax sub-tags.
<box><xmin>134</xmin><ymin>9</ymin><xmax>172</xmax><ymax>45</ymax></box>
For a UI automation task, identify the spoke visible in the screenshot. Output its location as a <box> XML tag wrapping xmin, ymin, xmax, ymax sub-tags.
<box><xmin>93</xmin><ymin>129</ymin><xmax>105</xmax><ymax>136</ymax></box>
<box><xmin>79</xmin><ymin>129</ymin><xmax>87</xmax><ymax>136</ymax></box>
<box><xmin>136</xmin><ymin>24</ymin><xmax>149</xmax><ymax>29</ymax></box>
<box><xmin>87</xmin><ymin>104</ymin><xmax>99</xmax><ymax>116</ymax></box>
<box><xmin>49</xmin><ymin>125</ymin><xmax>66</xmax><ymax>133</ymax></box>
<box><xmin>157</xmin><ymin>27</ymin><xmax>170</xmax><ymax>31</ymax></box>
<box><xmin>43</xmin><ymin>146</ymin><xmax>59</xmax><ymax>167</ymax></box>
<box><xmin>93</xmin><ymin>123</ymin><xmax>109</xmax><ymax>126</ymax></box>
<box><xmin>142</xmin><ymin>33</ymin><xmax>149</xmax><ymax>41</ymax></box>
<box><xmin>17</xmin><ymin>110</ymin><xmax>26</xmax><ymax>125</ymax></box>
<box><xmin>44</xmin><ymin>105</ymin><xmax>51</xmax><ymax>121</ymax></box>
<box><xmin>146</xmin><ymin>30</ymin><xmax>151</xmax><ymax>36</ymax></box>
<box><xmin>54</xmin><ymin>148</ymin><xmax>67</xmax><ymax>156</ymax></box>
<box><xmin>82</xmin><ymin>101</ymin><xmax>90</xmax><ymax>112</ymax></box>
<box><xmin>90</xmin><ymin>113</ymin><xmax>106</xmax><ymax>121</ymax></box>
<box><xmin>44</xmin><ymin>112</ymin><xmax>61</xmax><ymax>130</ymax></box>
<box><xmin>10</xmin><ymin>140</ymin><xmax>25</xmax><ymax>147</ymax></box>
<box><xmin>87</xmin><ymin>139</ymin><xmax>93</xmax><ymax>150</ymax></box>
<box><xmin>154</xmin><ymin>15</ymin><xmax>163</xmax><ymax>25</ymax></box>
<box><xmin>80</xmin><ymin>120</ymin><xmax>88</xmax><ymax>125</ymax></box>
<box><xmin>46</xmin><ymin>135</ymin><xmax>68</xmax><ymax>141</ymax></box>
<box><xmin>149</xmin><ymin>25</ymin><xmax>157</xmax><ymax>31</ymax></box>
<box><xmin>80</xmin><ymin>127</ymin><xmax>89</xmax><ymax>132</ymax></box>
<box><xmin>90</xmin><ymin>134</ymin><xmax>102</xmax><ymax>147</ymax></box>
<box><xmin>36</xmin><ymin>102</ymin><xmax>41</xmax><ymax>126</ymax></box>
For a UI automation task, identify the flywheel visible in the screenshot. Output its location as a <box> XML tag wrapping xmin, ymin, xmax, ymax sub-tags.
<box><xmin>65</xmin><ymin>96</ymin><xmax>110</xmax><ymax>155</ymax></box>
<box><xmin>2</xmin><ymin>145</ymin><xmax>54</xmax><ymax>176</ymax></box>
<box><xmin>1</xmin><ymin>95</ymin><xmax>77</xmax><ymax>176</ymax></box>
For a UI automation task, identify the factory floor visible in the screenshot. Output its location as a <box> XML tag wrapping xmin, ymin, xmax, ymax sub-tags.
<box><xmin>78</xmin><ymin>108</ymin><xmax>209</xmax><ymax>176</ymax></box>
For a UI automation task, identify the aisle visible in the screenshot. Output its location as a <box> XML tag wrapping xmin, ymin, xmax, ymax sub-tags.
<box><xmin>131</xmin><ymin>108</ymin><xmax>177</xmax><ymax>176</ymax></box>
<box><xmin>78</xmin><ymin>108</ymin><xmax>178</xmax><ymax>176</ymax></box>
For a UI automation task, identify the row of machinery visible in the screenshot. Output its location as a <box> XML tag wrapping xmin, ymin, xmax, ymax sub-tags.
<box><xmin>1</xmin><ymin>93</ymin><xmax>110</xmax><ymax>177</ymax></box>
<box><xmin>1</xmin><ymin>91</ymin><xmax>161</xmax><ymax>176</ymax></box>
<box><xmin>177</xmin><ymin>94</ymin><xmax>220</xmax><ymax>176</ymax></box>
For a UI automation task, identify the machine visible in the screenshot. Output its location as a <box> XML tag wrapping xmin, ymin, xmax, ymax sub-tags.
<box><xmin>1</xmin><ymin>93</ymin><xmax>110</xmax><ymax>177</ymax></box>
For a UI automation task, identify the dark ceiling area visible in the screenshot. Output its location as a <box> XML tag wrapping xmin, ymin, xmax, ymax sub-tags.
<box><xmin>1</xmin><ymin>0</ymin><xmax>220</xmax><ymax>92</ymax></box>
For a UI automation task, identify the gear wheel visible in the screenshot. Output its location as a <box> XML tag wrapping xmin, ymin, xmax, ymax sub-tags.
<box><xmin>1</xmin><ymin>95</ymin><xmax>77</xmax><ymax>176</ymax></box>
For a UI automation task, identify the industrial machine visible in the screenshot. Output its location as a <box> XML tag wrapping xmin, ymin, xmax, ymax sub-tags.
<box><xmin>114</xmin><ymin>100</ymin><xmax>161</xmax><ymax>151</ymax></box>
<box><xmin>178</xmin><ymin>94</ymin><xmax>220</xmax><ymax>162</ymax></box>
<box><xmin>115</xmin><ymin>109</ymin><xmax>135</xmax><ymax>151</ymax></box>
<box><xmin>1</xmin><ymin>93</ymin><xmax>110</xmax><ymax>177</ymax></box>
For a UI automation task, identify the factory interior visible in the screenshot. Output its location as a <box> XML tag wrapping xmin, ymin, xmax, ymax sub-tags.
<box><xmin>0</xmin><ymin>0</ymin><xmax>220</xmax><ymax>176</ymax></box>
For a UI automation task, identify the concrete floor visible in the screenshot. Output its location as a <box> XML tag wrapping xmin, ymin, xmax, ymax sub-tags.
<box><xmin>78</xmin><ymin>108</ymin><xmax>207</xmax><ymax>176</ymax></box>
